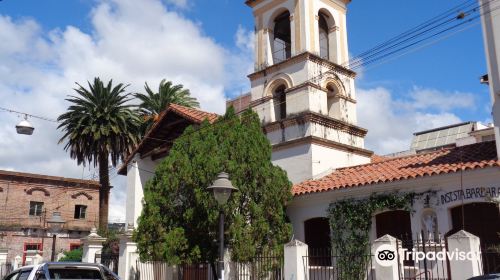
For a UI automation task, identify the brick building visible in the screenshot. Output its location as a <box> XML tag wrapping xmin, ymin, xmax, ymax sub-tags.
<box><xmin>0</xmin><ymin>170</ymin><xmax>100</xmax><ymax>264</ymax></box>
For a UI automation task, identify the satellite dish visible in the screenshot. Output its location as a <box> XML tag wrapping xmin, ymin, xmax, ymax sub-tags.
<box><xmin>16</xmin><ymin>115</ymin><xmax>34</xmax><ymax>135</ymax></box>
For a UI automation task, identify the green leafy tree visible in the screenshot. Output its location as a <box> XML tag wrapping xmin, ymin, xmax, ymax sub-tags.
<box><xmin>59</xmin><ymin>248</ymin><xmax>83</xmax><ymax>262</ymax></box>
<box><xmin>134</xmin><ymin>109</ymin><xmax>292</xmax><ymax>265</ymax></box>
<box><xmin>58</xmin><ymin>77</ymin><xmax>141</xmax><ymax>230</ymax></box>
<box><xmin>135</xmin><ymin>79</ymin><xmax>199</xmax><ymax>132</ymax></box>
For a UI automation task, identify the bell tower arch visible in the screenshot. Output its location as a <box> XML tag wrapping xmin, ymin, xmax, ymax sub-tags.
<box><xmin>246</xmin><ymin>0</ymin><xmax>373</xmax><ymax>183</ymax></box>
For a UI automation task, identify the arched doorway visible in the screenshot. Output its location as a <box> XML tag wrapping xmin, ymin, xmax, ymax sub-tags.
<box><xmin>450</xmin><ymin>203</ymin><xmax>500</xmax><ymax>274</ymax></box>
<box><xmin>375</xmin><ymin>210</ymin><xmax>413</xmax><ymax>265</ymax></box>
<box><xmin>304</xmin><ymin>217</ymin><xmax>331</xmax><ymax>266</ymax></box>
<box><xmin>375</xmin><ymin>210</ymin><xmax>412</xmax><ymax>240</ymax></box>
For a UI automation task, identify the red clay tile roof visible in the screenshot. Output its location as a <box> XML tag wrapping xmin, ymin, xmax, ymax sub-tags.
<box><xmin>168</xmin><ymin>103</ymin><xmax>219</xmax><ymax>124</ymax></box>
<box><xmin>293</xmin><ymin>141</ymin><xmax>499</xmax><ymax>196</ymax></box>
<box><xmin>118</xmin><ymin>104</ymin><xmax>219</xmax><ymax>175</ymax></box>
<box><xmin>371</xmin><ymin>154</ymin><xmax>389</xmax><ymax>163</ymax></box>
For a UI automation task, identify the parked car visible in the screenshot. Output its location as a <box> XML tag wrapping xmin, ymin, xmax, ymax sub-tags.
<box><xmin>468</xmin><ymin>274</ymin><xmax>500</xmax><ymax>280</ymax></box>
<box><xmin>2</xmin><ymin>263</ymin><xmax>119</xmax><ymax>280</ymax></box>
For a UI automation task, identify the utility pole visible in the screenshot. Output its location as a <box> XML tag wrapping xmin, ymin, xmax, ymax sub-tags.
<box><xmin>479</xmin><ymin>0</ymin><xmax>500</xmax><ymax>159</ymax></box>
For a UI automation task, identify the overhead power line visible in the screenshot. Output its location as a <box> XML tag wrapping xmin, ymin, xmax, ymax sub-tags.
<box><xmin>346</xmin><ymin>0</ymin><xmax>478</xmax><ymax>67</ymax></box>
<box><xmin>0</xmin><ymin>106</ymin><xmax>58</xmax><ymax>123</ymax></box>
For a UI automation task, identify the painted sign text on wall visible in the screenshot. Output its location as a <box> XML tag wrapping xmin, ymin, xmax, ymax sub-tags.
<box><xmin>440</xmin><ymin>187</ymin><xmax>499</xmax><ymax>205</ymax></box>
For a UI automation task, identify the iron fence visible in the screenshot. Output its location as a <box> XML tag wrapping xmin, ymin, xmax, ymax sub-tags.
<box><xmin>481</xmin><ymin>243</ymin><xmax>500</xmax><ymax>275</ymax></box>
<box><xmin>96</xmin><ymin>253</ymin><xmax>119</xmax><ymax>274</ymax></box>
<box><xmin>303</xmin><ymin>248</ymin><xmax>375</xmax><ymax>280</ymax></box>
<box><xmin>177</xmin><ymin>263</ymin><xmax>216</xmax><ymax>280</ymax></box>
<box><xmin>234</xmin><ymin>251</ymin><xmax>284</xmax><ymax>280</ymax></box>
<box><xmin>396</xmin><ymin>233</ymin><xmax>450</xmax><ymax>280</ymax></box>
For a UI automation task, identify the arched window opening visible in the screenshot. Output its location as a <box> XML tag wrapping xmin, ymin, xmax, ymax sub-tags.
<box><xmin>304</xmin><ymin>217</ymin><xmax>331</xmax><ymax>266</ymax></box>
<box><xmin>319</xmin><ymin>13</ymin><xmax>329</xmax><ymax>60</ymax></box>
<box><xmin>449</xmin><ymin>203</ymin><xmax>500</xmax><ymax>274</ymax></box>
<box><xmin>273</xmin><ymin>85</ymin><xmax>287</xmax><ymax>121</ymax></box>
<box><xmin>273</xmin><ymin>11</ymin><xmax>291</xmax><ymax>63</ymax></box>
<box><xmin>376</xmin><ymin>210</ymin><xmax>413</xmax><ymax>265</ymax></box>
<box><xmin>326</xmin><ymin>84</ymin><xmax>336</xmax><ymax>116</ymax></box>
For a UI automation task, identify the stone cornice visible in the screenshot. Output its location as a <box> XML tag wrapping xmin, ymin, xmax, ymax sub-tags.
<box><xmin>272</xmin><ymin>136</ymin><xmax>373</xmax><ymax>157</ymax></box>
<box><xmin>248</xmin><ymin>52</ymin><xmax>356</xmax><ymax>80</ymax></box>
<box><xmin>250</xmin><ymin>81</ymin><xmax>357</xmax><ymax>106</ymax></box>
<box><xmin>245</xmin><ymin>0</ymin><xmax>351</xmax><ymax>8</ymax></box>
<box><xmin>262</xmin><ymin>111</ymin><xmax>368</xmax><ymax>137</ymax></box>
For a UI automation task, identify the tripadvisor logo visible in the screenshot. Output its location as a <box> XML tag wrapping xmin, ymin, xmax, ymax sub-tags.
<box><xmin>375</xmin><ymin>244</ymin><xmax>397</xmax><ymax>267</ymax></box>
<box><xmin>374</xmin><ymin>243</ymin><xmax>481</xmax><ymax>266</ymax></box>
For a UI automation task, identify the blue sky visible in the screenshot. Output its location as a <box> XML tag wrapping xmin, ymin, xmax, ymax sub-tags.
<box><xmin>0</xmin><ymin>0</ymin><xmax>494</xmax><ymax>220</ymax></box>
<box><xmin>1</xmin><ymin>0</ymin><xmax>491</xmax><ymax>121</ymax></box>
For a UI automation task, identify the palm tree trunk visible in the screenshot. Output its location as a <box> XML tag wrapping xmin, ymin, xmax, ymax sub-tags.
<box><xmin>99</xmin><ymin>152</ymin><xmax>110</xmax><ymax>231</ymax></box>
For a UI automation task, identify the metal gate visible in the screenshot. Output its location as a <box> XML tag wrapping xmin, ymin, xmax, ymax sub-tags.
<box><xmin>96</xmin><ymin>253</ymin><xmax>119</xmax><ymax>274</ymax></box>
<box><xmin>397</xmin><ymin>234</ymin><xmax>450</xmax><ymax>280</ymax></box>
<box><xmin>234</xmin><ymin>251</ymin><xmax>284</xmax><ymax>280</ymax></box>
<box><xmin>303</xmin><ymin>248</ymin><xmax>375</xmax><ymax>280</ymax></box>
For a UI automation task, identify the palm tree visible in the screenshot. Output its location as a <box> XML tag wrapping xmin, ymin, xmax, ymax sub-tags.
<box><xmin>135</xmin><ymin>79</ymin><xmax>199</xmax><ymax>132</ymax></box>
<box><xmin>57</xmin><ymin>78</ymin><xmax>141</xmax><ymax>230</ymax></box>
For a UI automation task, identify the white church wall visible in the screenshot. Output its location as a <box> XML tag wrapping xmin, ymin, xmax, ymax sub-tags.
<box><xmin>309</xmin><ymin>122</ymin><xmax>364</xmax><ymax>147</ymax></box>
<box><xmin>272</xmin><ymin>143</ymin><xmax>313</xmax><ymax>184</ymax></box>
<box><xmin>310</xmin><ymin>144</ymin><xmax>370</xmax><ymax>178</ymax></box>
<box><xmin>125</xmin><ymin>155</ymin><xmax>157</xmax><ymax>228</ymax></box>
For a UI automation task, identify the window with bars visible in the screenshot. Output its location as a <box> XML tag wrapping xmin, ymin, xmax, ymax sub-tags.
<box><xmin>29</xmin><ymin>201</ymin><xmax>44</xmax><ymax>216</ymax></box>
<box><xmin>74</xmin><ymin>205</ymin><xmax>87</xmax><ymax>219</ymax></box>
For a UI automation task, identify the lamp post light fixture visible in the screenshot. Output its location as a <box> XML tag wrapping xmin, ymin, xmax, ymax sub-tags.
<box><xmin>207</xmin><ymin>172</ymin><xmax>237</xmax><ymax>280</ymax></box>
<box><xmin>15</xmin><ymin>115</ymin><xmax>34</xmax><ymax>135</ymax></box>
<box><xmin>46</xmin><ymin>212</ymin><xmax>66</xmax><ymax>261</ymax></box>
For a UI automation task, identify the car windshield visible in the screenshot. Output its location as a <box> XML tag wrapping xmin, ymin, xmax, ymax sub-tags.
<box><xmin>48</xmin><ymin>268</ymin><xmax>102</xmax><ymax>280</ymax></box>
<box><xmin>18</xmin><ymin>270</ymin><xmax>32</xmax><ymax>280</ymax></box>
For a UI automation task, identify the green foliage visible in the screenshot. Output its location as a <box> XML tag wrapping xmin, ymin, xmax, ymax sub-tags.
<box><xmin>135</xmin><ymin>79</ymin><xmax>199</xmax><ymax>133</ymax></box>
<box><xmin>99</xmin><ymin>228</ymin><xmax>120</xmax><ymax>255</ymax></box>
<box><xmin>59</xmin><ymin>248</ymin><xmax>83</xmax><ymax>262</ymax></box>
<box><xmin>134</xmin><ymin>108</ymin><xmax>292</xmax><ymax>264</ymax></box>
<box><xmin>327</xmin><ymin>192</ymin><xmax>416</xmax><ymax>280</ymax></box>
<box><xmin>57</xmin><ymin>77</ymin><xmax>142</xmax><ymax>229</ymax></box>
<box><xmin>57</xmin><ymin>77</ymin><xmax>142</xmax><ymax>168</ymax></box>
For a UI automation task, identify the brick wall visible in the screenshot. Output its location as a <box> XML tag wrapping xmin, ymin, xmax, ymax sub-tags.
<box><xmin>0</xmin><ymin>170</ymin><xmax>100</xmax><ymax>263</ymax></box>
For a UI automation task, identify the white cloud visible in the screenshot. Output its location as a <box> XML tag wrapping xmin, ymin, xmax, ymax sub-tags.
<box><xmin>0</xmin><ymin>0</ymin><xmax>250</xmax><ymax>222</ymax></box>
<box><xmin>225</xmin><ymin>25</ymin><xmax>255</xmax><ymax>98</ymax></box>
<box><xmin>404</xmin><ymin>86</ymin><xmax>476</xmax><ymax>111</ymax></box>
<box><xmin>357</xmin><ymin>87</ymin><xmax>464</xmax><ymax>155</ymax></box>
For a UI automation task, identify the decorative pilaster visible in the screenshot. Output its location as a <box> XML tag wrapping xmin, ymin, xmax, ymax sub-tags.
<box><xmin>118</xmin><ymin>224</ymin><xmax>138</xmax><ymax>280</ymax></box>
<box><xmin>284</xmin><ymin>239</ymin><xmax>308</xmax><ymax>280</ymax></box>
<box><xmin>81</xmin><ymin>228</ymin><xmax>106</xmax><ymax>263</ymax></box>
<box><xmin>447</xmin><ymin>230</ymin><xmax>482</xmax><ymax>279</ymax></box>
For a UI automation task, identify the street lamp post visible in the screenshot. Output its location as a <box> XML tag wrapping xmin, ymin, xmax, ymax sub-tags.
<box><xmin>46</xmin><ymin>212</ymin><xmax>66</xmax><ymax>262</ymax></box>
<box><xmin>208</xmin><ymin>172</ymin><xmax>237</xmax><ymax>280</ymax></box>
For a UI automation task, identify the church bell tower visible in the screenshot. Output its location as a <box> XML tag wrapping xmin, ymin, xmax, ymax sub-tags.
<box><xmin>246</xmin><ymin>0</ymin><xmax>373</xmax><ymax>183</ymax></box>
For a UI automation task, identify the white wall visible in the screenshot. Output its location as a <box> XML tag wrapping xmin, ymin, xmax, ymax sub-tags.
<box><xmin>272</xmin><ymin>143</ymin><xmax>313</xmax><ymax>184</ymax></box>
<box><xmin>311</xmin><ymin>144</ymin><xmax>370</xmax><ymax>178</ymax></box>
<box><xmin>125</xmin><ymin>155</ymin><xmax>157</xmax><ymax>228</ymax></box>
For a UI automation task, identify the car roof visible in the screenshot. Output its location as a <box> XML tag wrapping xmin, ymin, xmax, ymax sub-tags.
<box><xmin>44</xmin><ymin>262</ymin><xmax>103</xmax><ymax>268</ymax></box>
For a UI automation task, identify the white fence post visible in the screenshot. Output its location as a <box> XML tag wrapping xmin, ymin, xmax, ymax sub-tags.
<box><xmin>371</xmin><ymin>234</ymin><xmax>399</xmax><ymax>280</ymax></box>
<box><xmin>284</xmin><ymin>239</ymin><xmax>308</xmax><ymax>280</ymax></box>
<box><xmin>13</xmin><ymin>256</ymin><xmax>21</xmax><ymax>269</ymax></box>
<box><xmin>81</xmin><ymin>228</ymin><xmax>106</xmax><ymax>263</ymax></box>
<box><xmin>118</xmin><ymin>224</ymin><xmax>139</xmax><ymax>280</ymax></box>
<box><xmin>0</xmin><ymin>249</ymin><xmax>8</xmax><ymax>265</ymax></box>
<box><xmin>447</xmin><ymin>230</ymin><xmax>482</xmax><ymax>279</ymax></box>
